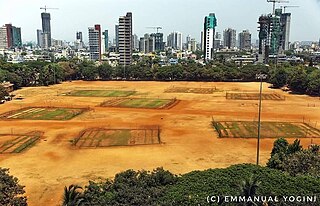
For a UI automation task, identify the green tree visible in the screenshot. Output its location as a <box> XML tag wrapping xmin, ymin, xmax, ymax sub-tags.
<box><xmin>283</xmin><ymin>150</ymin><xmax>320</xmax><ymax>177</ymax></box>
<box><xmin>160</xmin><ymin>164</ymin><xmax>320</xmax><ymax>206</ymax></box>
<box><xmin>0</xmin><ymin>168</ymin><xmax>27</xmax><ymax>206</ymax></box>
<box><xmin>0</xmin><ymin>69</ymin><xmax>7</xmax><ymax>82</ymax></box>
<box><xmin>287</xmin><ymin>139</ymin><xmax>302</xmax><ymax>154</ymax></box>
<box><xmin>306</xmin><ymin>69</ymin><xmax>320</xmax><ymax>95</ymax></box>
<box><xmin>58</xmin><ymin>62</ymin><xmax>79</xmax><ymax>80</ymax></box>
<box><xmin>267</xmin><ymin>138</ymin><xmax>289</xmax><ymax>170</ymax></box>
<box><xmin>62</xmin><ymin>184</ymin><xmax>84</xmax><ymax>206</ymax></box>
<box><xmin>287</xmin><ymin>67</ymin><xmax>307</xmax><ymax>93</ymax></box>
<box><xmin>79</xmin><ymin>61</ymin><xmax>98</xmax><ymax>80</ymax></box>
<box><xmin>82</xmin><ymin>168</ymin><xmax>177</xmax><ymax>206</ymax></box>
<box><xmin>267</xmin><ymin>138</ymin><xmax>319</xmax><ymax>178</ymax></box>
<box><xmin>97</xmin><ymin>63</ymin><xmax>112</xmax><ymax>80</ymax></box>
<box><xmin>39</xmin><ymin>64</ymin><xmax>63</xmax><ymax>85</ymax></box>
<box><xmin>269</xmin><ymin>66</ymin><xmax>288</xmax><ymax>88</ymax></box>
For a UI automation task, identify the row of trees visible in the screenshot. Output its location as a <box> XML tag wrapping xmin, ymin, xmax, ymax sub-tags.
<box><xmin>61</xmin><ymin>162</ymin><xmax>320</xmax><ymax>206</ymax></box>
<box><xmin>269</xmin><ymin>65</ymin><xmax>320</xmax><ymax>95</ymax></box>
<box><xmin>1</xmin><ymin>59</ymin><xmax>320</xmax><ymax>95</ymax></box>
<box><xmin>0</xmin><ymin>60</ymin><xmax>269</xmax><ymax>86</ymax></box>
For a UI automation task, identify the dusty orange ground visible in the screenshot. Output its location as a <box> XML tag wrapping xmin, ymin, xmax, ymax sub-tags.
<box><xmin>0</xmin><ymin>81</ymin><xmax>319</xmax><ymax>206</ymax></box>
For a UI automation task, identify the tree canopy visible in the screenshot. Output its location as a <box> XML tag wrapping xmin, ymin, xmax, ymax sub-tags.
<box><xmin>0</xmin><ymin>168</ymin><xmax>27</xmax><ymax>206</ymax></box>
<box><xmin>1</xmin><ymin>59</ymin><xmax>319</xmax><ymax>96</ymax></box>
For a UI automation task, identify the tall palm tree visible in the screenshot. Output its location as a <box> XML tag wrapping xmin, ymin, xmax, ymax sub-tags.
<box><xmin>62</xmin><ymin>184</ymin><xmax>84</xmax><ymax>206</ymax></box>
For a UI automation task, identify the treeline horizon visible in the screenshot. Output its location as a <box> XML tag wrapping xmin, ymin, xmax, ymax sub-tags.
<box><xmin>0</xmin><ymin>58</ymin><xmax>320</xmax><ymax>96</ymax></box>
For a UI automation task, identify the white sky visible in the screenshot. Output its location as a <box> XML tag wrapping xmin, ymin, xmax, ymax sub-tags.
<box><xmin>0</xmin><ymin>0</ymin><xmax>319</xmax><ymax>43</ymax></box>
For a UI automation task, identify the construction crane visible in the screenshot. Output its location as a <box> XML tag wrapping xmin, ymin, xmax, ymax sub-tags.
<box><xmin>281</xmin><ymin>5</ymin><xmax>299</xmax><ymax>13</ymax></box>
<box><xmin>267</xmin><ymin>0</ymin><xmax>289</xmax><ymax>15</ymax></box>
<box><xmin>146</xmin><ymin>27</ymin><xmax>162</xmax><ymax>33</ymax></box>
<box><xmin>40</xmin><ymin>5</ymin><xmax>59</xmax><ymax>13</ymax></box>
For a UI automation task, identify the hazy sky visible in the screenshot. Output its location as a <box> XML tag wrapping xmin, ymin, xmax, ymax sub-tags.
<box><xmin>1</xmin><ymin>0</ymin><xmax>320</xmax><ymax>43</ymax></box>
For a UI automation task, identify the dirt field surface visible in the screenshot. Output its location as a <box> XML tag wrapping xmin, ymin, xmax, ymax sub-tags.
<box><xmin>0</xmin><ymin>81</ymin><xmax>319</xmax><ymax>206</ymax></box>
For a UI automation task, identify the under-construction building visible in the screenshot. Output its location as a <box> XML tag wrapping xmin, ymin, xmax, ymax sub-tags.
<box><xmin>258</xmin><ymin>8</ymin><xmax>291</xmax><ymax>63</ymax></box>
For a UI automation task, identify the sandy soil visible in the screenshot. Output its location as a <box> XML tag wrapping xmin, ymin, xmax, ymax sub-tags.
<box><xmin>0</xmin><ymin>81</ymin><xmax>319</xmax><ymax>206</ymax></box>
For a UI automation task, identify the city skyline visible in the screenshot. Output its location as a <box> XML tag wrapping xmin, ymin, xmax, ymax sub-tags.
<box><xmin>1</xmin><ymin>0</ymin><xmax>320</xmax><ymax>43</ymax></box>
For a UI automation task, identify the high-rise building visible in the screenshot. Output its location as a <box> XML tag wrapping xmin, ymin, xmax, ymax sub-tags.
<box><xmin>75</xmin><ymin>31</ymin><xmax>84</xmax><ymax>50</ymax></box>
<box><xmin>167</xmin><ymin>32</ymin><xmax>183</xmax><ymax>50</ymax></box>
<box><xmin>258</xmin><ymin>15</ymin><xmax>270</xmax><ymax>63</ymax></box>
<box><xmin>115</xmin><ymin>24</ymin><xmax>119</xmax><ymax>52</ymax></box>
<box><xmin>151</xmin><ymin>33</ymin><xmax>164</xmax><ymax>51</ymax></box>
<box><xmin>214</xmin><ymin>32</ymin><xmax>222</xmax><ymax>50</ymax></box>
<box><xmin>223</xmin><ymin>28</ymin><xmax>236</xmax><ymax>49</ymax></box>
<box><xmin>258</xmin><ymin>8</ymin><xmax>292</xmax><ymax>63</ymax></box>
<box><xmin>0</xmin><ymin>24</ymin><xmax>22</xmax><ymax>49</ymax></box>
<box><xmin>280</xmin><ymin>12</ymin><xmax>291</xmax><ymax>51</ymax></box>
<box><xmin>139</xmin><ymin>33</ymin><xmax>155</xmax><ymax>53</ymax></box>
<box><xmin>186</xmin><ymin>35</ymin><xmax>191</xmax><ymax>45</ymax></box>
<box><xmin>5</xmin><ymin>24</ymin><xmax>13</xmax><ymax>48</ymax></box>
<box><xmin>239</xmin><ymin>30</ymin><xmax>251</xmax><ymax>51</ymax></box>
<box><xmin>139</xmin><ymin>37</ymin><xmax>144</xmax><ymax>53</ymax></box>
<box><xmin>0</xmin><ymin>24</ymin><xmax>12</xmax><ymax>49</ymax></box>
<box><xmin>37</xmin><ymin>29</ymin><xmax>43</xmax><ymax>47</ymax></box>
<box><xmin>0</xmin><ymin>26</ymin><xmax>8</xmax><ymax>49</ymax></box>
<box><xmin>190</xmin><ymin>38</ymin><xmax>197</xmax><ymax>52</ymax></box>
<box><xmin>200</xmin><ymin>31</ymin><xmax>204</xmax><ymax>51</ymax></box>
<box><xmin>203</xmin><ymin>13</ymin><xmax>217</xmax><ymax>61</ymax></box>
<box><xmin>186</xmin><ymin>35</ymin><xmax>197</xmax><ymax>52</ymax></box>
<box><xmin>12</xmin><ymin>27</ymin><xmax>21</xmax><ymax>48</ymax></box>
<box><xmin>132</xmin><ymin>34</ymin><xmax>139</xmax><ymax>51</ymax></box>
<box><xmin>88</xmin><ymin>24</ymin><xmax>101</xmax><ymax>61</ymax></box>
<box><xmin>118</xmin><ymin>12</ymin><xmax>133</xmax><ymax>66</ymax></box>
<box><xmin>186</xmin><ymin>35</ymin><xmax>191</xmax><ymax>50</ymax></box>
<box><xmin>41</xmin><ymin>12</ymin><xmax>51</xmax><ymax>49</ymax></box>
<box><xmin>76</xmin><ymin>32</ymin><xmax>83</xmax><ymax>42</ymax></box>
<box><xmin>103</xmin><ymin>30</ymin><xmax>109</xmax><ymax>51</ymax></box>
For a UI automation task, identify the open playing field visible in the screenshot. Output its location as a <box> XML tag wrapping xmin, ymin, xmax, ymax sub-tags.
<box><xmin>0</xmin><ymin>107</ymin><xmax>87</xmax><ymax>120</ymax></box>
<box><xmin>165</xmin><ymin>86</ymin><xmax>217</xmax><ymax>94</ymax></box>
<box><xmin>212</xmin><ymin>121</ymin><xmax>320</xmax><ymax>138</ymax></box>
<box><xmin>64</xmin><ymin>90</ymin><xmax>136</xmax><ymax>97</ymax></box>
<box><xmin>226</xmin><ymin>92</ymin><xmax>285</xmax><ymax>100</ymax></box>
<box><xmin>0</xmin><ymin>132</ymin><xmax>42</xmax><ymax>154</ymax></box>
<box><xmin>0</xmin><ymin>80</ymin><xmax>319</xmax><ymax>206</ymax></box>
<box><xmin>73</xmin><ymin>127</ymin><xmax>160</xmax><ymax>147</ymax></box>
<box><xmin>100</xmin><ymin>98</ymin><xmax>178</xmax><ymax>109</ymax></box>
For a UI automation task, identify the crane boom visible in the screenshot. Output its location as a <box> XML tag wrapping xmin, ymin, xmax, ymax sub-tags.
<box><xmin>40</xmin><ymin>5</ymin><xmax>59</xmax><ymax>13</ymax></box>
<box><xmin>281</xmin><ymin>5</ymin><xmax>299</xmax><ymax>13</ymax></box>
<box><xmin>146</xmin><ymin>26</ymin><xmax>162</xmax><ymax>33</ymax></box>
<box><xmin>267</xmin><ymin>0</ymin><xmax>289</xmax><ymax>15</ymax></box>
